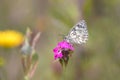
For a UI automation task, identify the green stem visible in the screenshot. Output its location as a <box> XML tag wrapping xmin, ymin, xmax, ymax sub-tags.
<box><xmin>61</xmin><ymin>66</ymin><xmax>67</xmax><ymax>80</ymax></box>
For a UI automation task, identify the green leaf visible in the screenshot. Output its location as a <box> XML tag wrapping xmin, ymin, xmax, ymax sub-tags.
<box><xmin>32</xmin><ymin>53</ymin><xmax>39</xmax><ymax>62</ymax></box>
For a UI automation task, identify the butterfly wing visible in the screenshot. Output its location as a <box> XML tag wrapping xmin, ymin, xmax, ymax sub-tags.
<box><xmin>64</xmin><ymin>20</ymin><xmax>88</xmax><ymax>44</ymax></box>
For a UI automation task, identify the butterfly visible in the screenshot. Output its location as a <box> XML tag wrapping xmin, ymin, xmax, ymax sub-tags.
<box><xmin>64</xmin><ymin>20</ymin><xmax>88</xmax><ymax>44</ymax></box>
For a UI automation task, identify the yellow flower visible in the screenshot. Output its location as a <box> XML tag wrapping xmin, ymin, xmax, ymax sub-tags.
<box><xmin>0</xmin><ymin>30</ymin><xmax>24</xmax><ymax>47</ymax></box>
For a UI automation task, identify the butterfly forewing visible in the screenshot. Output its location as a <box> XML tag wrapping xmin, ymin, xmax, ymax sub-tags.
<box><xmin>64</xmin><ymin>20</ymin><xmax>88</xmax><ymax>44</ymax></box>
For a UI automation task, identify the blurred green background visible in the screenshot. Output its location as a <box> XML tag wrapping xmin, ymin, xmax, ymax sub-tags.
<box><xmin>0</xmin><ymin>0</ymin><xmax>120</xmax><ymax>80</ymax></box>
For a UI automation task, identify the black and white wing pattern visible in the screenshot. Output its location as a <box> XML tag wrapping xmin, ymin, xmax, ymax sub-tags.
<box><xmin>64</xmin><ymin>20</ymin><xmax>88</xmax><ymax>44</ymax></box>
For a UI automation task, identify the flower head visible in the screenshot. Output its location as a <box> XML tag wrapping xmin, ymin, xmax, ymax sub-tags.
<box><xmin>53</xmin><ymin>40</ymin><xmax>74</xmax><ymax>60</ymax></box>
<box><xmin>0</xmin><ymin>30</ymin><xmax>24</xmax><ymax>48</ymax></box>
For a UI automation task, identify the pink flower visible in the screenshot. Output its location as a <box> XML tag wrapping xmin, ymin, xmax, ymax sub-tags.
<box><xmin>53</xmin><ymin>47</ymin><xmax>63</xmax><ymax>60</ymax></box>
<box><xmin>53</xmin><ymin>41</ymin><xmax>74</xmax><ymax>60</ymax></box>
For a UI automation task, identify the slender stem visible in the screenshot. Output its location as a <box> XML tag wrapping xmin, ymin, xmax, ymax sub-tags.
<box><xmin>61</xmin><ymin>66</ymin><xmax>67</xmax><ymax>80</ymax></box>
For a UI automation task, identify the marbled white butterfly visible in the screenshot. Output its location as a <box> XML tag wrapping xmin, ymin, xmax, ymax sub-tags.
<box><xmin>64</xmin><ymin>20</ymin><xmax>88</xmax><ymax>44</ymax></box>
